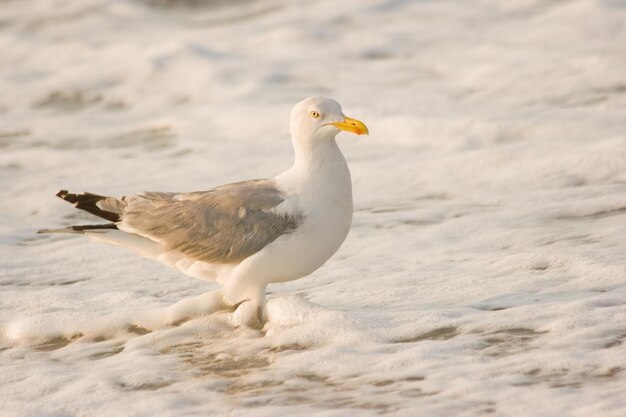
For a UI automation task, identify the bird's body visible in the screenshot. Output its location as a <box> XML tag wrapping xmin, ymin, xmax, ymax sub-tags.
<box><xmin>40</xmin><ymin>97</ymin><xmax>368</xmax><ymax>325</ymax></box>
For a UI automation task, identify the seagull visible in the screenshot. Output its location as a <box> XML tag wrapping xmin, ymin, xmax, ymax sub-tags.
<box><xmin>39</xmin><ymin>97</ymin><xmax>368</xmax><ymax>326</ymax></box>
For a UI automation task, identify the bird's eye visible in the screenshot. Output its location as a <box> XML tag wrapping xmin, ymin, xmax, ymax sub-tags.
<box><xmin>309</xmin><ymin>111</ymin><xmax>321</xmax><ymax>119</ymax></box>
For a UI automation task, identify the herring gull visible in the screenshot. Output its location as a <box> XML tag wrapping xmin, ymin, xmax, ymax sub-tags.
<box><xmin>39</xmin><ymin>97</ymin><xmax>368</xmax><ymax>325</ymax></box>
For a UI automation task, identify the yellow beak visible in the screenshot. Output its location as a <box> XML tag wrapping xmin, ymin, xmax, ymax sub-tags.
<box><xmin>330</xmin><ymin>116</ymin><xmax>369</xmax><ymax>136</ymax></box>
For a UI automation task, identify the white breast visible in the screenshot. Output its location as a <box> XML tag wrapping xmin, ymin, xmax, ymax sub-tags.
<box><xmin>242</xmin><ymin>140</ymin><xmax>353</xmax><ymax>285</ymax></box>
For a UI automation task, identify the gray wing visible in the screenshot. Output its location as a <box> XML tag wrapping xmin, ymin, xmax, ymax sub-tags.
<box><xmin>112</xmin><ymin>179</ymin><xmax>301</xmax><ymax>264</ymax></box>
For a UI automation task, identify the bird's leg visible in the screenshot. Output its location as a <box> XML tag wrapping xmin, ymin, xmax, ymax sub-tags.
<box><xmin>257</xmin><ymin>302</ymin><xmax>267</xmax><ymax>325</ymax></box>
<box><xmin>165</xmin><ymin>288</ymin><xmax>226</xmax><ymax>325</ymax></box>
<box><xmin>225</xmin><ymin>284</ymin><xmax>267</xmax><ymax>329</ymax></box>
<box><xmin>254</xmin><ymin>294</ymin><xmax>268</xmax><ymax>325</ymax></box>
<box><xmin>230</xmin><ymin>299</ymin><xmax>265</xmax><ymax>329</ymax></box>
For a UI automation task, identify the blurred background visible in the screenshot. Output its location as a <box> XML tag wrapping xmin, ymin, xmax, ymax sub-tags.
<box><xmin>1</xmin><ymin>0</ymin><xmax>625</xmax><ymax>416</ymax></box>
<box><xmin>2</xmin><ymin>0</ymin><xmax>624</xmax><ymax>210</ymax></box>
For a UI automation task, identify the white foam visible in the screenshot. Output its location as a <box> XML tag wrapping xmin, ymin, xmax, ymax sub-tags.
<box><xmin>1</xmin><ymin>0</ymin><xmax>625</xmax><ymax>415</ymax></box>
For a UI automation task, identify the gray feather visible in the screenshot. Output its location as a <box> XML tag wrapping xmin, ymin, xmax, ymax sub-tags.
<box><xmin>120</xmin><ymin>179</ymin><xmax>301</xmax><ymax>264</ymax></box>
<box><xmin>96</xmin><ymin>196</ymin><xmax>128</xmax><ymax>214</ymax></box>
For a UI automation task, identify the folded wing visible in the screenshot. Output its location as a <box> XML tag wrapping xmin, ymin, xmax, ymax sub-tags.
<box><xmin>118</xmin><ymin>180</ymin><xmax>301</xmax><ymax>264</ymax></box>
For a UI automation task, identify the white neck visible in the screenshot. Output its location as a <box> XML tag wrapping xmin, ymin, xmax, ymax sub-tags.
<box><xmin>294</xmin><ymin>134</ymin><xmax>341</xmax><ymax>173</ymax></box>
<box><xmin>275</xmin><ymin>132</ymin><xmax>353</xmax><ymax>210</ymax></box>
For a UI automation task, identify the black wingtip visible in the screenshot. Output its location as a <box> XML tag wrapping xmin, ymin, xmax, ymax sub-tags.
<box><xmin>54</xmin><ymin>190</ymin><xmax>120</xmax><ymax>222</ymax></box>
<box><xmin>56</xmin><ymin>189</ymin><xmax>78</xmax><ymax>203</ymax></box>
<box><xmin>37</xmin><ymin>223</ymin><xmax>118</xmax><ymax>234</ymax></box>
<box><xmin>71</xmin><ymin>224</ymin><xmax>118</xmax><ymax>231</ymax></box>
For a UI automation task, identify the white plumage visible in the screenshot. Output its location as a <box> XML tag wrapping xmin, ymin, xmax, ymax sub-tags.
<box><xmin>41</xmin><ymin>97</ymin><xmax>368</xmax><ymax>325</ymax></box>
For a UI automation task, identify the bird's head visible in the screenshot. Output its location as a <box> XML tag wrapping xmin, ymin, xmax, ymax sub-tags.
<box><xmin>290</xmin><ymin>97</ymin><xmax>369</xmax><ymax>142</ymax></box>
